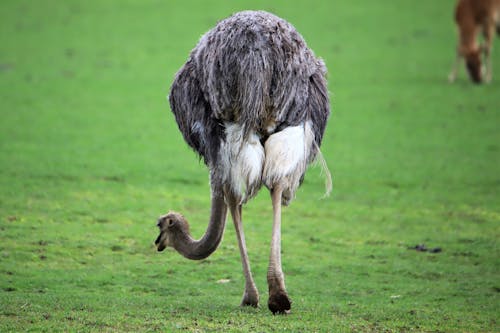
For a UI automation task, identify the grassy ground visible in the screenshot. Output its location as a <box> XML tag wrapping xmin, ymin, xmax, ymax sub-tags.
<box><xmin>1</xmin><ymin>0</ymin><xmax>499</xmax><ymax>331</ymax></box>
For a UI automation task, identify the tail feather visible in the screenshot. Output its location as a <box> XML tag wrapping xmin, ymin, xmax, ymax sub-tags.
<box><xmin>313</xmin><ymin>141</ymin><xmax>332</xmax><ymax>198</ymax></box>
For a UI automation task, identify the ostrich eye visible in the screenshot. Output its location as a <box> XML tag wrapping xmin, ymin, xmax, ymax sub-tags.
<box><xmin>167</xmin><ymin>218</ymin><xmax>175</xmax><ymax>227</ymax></box>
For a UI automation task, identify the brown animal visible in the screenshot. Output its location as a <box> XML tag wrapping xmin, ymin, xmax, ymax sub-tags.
<box><xmin>449</xmin><ymin>0</ymin><xmax>500</xmax><ymax>83</ymax></box>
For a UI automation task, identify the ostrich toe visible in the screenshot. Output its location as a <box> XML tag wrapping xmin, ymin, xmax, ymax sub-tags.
<box><xmin>268</xmin><ymin>291</ymin><xmax>291</xmax><ymax>314</ymax></box>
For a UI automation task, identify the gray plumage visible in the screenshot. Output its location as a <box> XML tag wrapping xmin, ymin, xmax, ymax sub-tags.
<box><xmin>169</xmin><ymin>10</ymin><xmax>330</xmax><ymax>187</ymax></box>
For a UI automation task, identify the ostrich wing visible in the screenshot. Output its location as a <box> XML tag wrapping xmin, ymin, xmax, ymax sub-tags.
<box><xmin>169</xmin><ymin>58</ymin><xmax>224</xmax><ymax>167</ymax></box>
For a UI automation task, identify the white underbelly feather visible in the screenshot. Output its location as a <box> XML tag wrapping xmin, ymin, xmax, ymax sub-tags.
<box><xmin>220</xmin><ymin>121</ymin><xmax>314</xmax><ymax>205</ymax></box>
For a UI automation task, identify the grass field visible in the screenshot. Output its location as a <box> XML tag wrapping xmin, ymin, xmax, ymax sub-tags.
<box><xmin>1</xmin><ymin>0</ymin><xmax>499</xmax><ymax>331</ymax></box>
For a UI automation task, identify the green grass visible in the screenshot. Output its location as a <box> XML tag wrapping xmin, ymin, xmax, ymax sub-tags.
<box><xmin>1</xmin><ymin>0</ymin><xmax>499</xmax><ymax>331</ymax></box>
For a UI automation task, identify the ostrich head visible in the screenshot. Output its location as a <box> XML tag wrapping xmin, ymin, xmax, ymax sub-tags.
<box><xmin>465</xmin><ymin>48</ymin><xmax>482</xmax><ymax>83</ymax></box>
<box><xmin>154</xmin><ymin>193</ymin><xmax>227</xmax><ymax>259</ymax></box>
<box><xmin>155</xmin><ymin>212</ymin><xmax>190</xmax><ymax>252</ymax></box>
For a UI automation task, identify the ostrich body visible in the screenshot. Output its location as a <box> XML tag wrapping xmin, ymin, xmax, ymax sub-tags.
<box><xmin>155</xmin><ymin>10</ymin><xmax>330</xmax><ymax>314</ymax></box>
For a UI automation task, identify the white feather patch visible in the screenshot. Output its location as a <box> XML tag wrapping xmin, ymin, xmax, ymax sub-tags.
<box><xmin>221</xmin><ymin>123</ymin><xmax>264</xmax><ymax>203</ymax></box>
<box><xmin>263</xmin><ymin>122</ymin><xmax>314</xmax><ymax>196</ymax></box>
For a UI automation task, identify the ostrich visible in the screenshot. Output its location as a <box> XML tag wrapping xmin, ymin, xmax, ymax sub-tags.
<box><xmin>155</xmin><ymin>10</ymin><xmax>331</xmax><ymax>314</ymax></box>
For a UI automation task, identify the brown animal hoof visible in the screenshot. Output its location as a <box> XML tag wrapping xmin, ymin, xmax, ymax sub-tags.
<box><xmin>268</xmin><ymin>292</ymin><xmax>291</xmax><ymax>314</ymax></box>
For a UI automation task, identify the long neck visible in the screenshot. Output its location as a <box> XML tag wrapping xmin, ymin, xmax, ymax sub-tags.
<box><xmin>174</xmin><ymin>186</ymin><xmax>227</xmax><ymax>260</ymax></box>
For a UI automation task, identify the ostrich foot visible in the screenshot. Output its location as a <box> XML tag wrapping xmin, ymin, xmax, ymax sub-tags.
<box><xmin>240</xmin><ymin>288</ymin><xmax>259</xmax><ymax>307</ymax></box>
<box><xmin>268</xmin><ymin>290</ymin><xmax>291</xmax><ymax>314</ymax></box>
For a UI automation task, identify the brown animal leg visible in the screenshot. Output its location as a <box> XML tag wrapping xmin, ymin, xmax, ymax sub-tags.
<box><xmin>482</xmin><ymin>23</ymin><xmax>495</xmax><ymax>82</ymax></box>
<box><xmin>228</xmin><ymin>199</ymin><xmax>259</xmax><ymax>307</ymax></box>
<box><xmin>267</xmin><ymin>186</ymin><xmax>291</xmax><ymax>314</ymax></box>
<box><xmin>449</xmin><ymin>49</ymin><xmax>462</xmax><ymax>83</ymax></box>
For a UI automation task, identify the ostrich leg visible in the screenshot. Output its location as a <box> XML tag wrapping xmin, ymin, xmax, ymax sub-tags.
<box><xmin>228</xmin><ymin>198</ymin><xmax>259</xmax><ymax>307</ymax></box>
<box><xmin>267</xmin><ymin>185</ymin><xmax>291</xmax><ymax>314</ymax></box>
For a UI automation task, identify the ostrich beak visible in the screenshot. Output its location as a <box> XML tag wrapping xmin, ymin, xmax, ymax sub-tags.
<box><xmin>155</xmin><ymin>233</ymin><xmax>166</xmax><ymax>252</ymax></box>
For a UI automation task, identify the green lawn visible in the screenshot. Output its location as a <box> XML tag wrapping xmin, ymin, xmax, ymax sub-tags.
<box><xmin>1</xmin><ymin>0</ymin><xmax>499</xmax><ymax>332</ymax></box>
